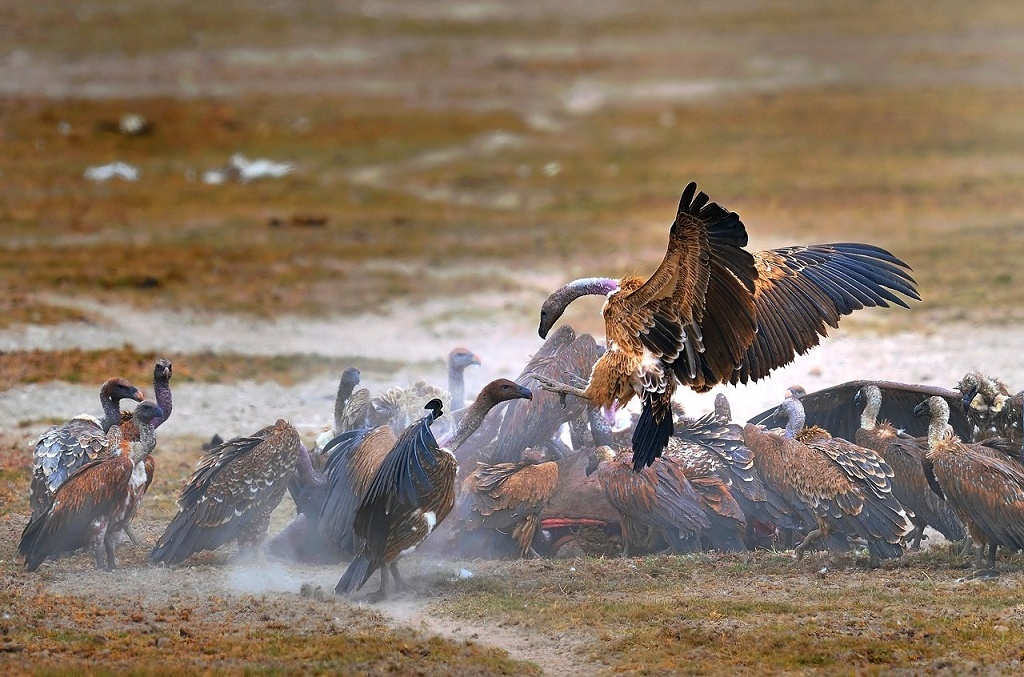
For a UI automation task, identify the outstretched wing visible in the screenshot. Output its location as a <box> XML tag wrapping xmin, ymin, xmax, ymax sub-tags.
<box><xmin>747</xmin><ymin>380</ymin><xmax>970</xmax><ymax>441</ymax></box>
<box><xmin>608</xmin><ymin>182</ymin><xmax>756</xmax><ymax>387</ymax></box>
<box><xmin>734</xmin><ymin>244</ymin><xmax>919</xmax><ymax>385</ymax></box>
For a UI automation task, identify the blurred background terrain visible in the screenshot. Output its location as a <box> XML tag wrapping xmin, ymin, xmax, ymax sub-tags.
<box><xmin>2</xmin><ymin>1</ymin><xmax>1024</xmax><ymax>674</ymax></box>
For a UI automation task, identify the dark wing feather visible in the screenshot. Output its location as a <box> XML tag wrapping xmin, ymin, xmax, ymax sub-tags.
<box><xmin>150</xmin><ymin>421</ymin><xmax>299</xmax><ymax>564</ymax></box>
<box><xmin>747</xmin><ymin>380</ymin><xmax>972</xmax><ymax>441</ymax></box>
<box><xmin>20</xmin><ymin>456</ymin><xmax>133</xmax><ymax>571</ymax></box>
<box><xmin>734</xmin><ymin>245</ymin><xmax>919</xmax><ymax>385</ymax></box>
<box><xmin>599</xmin><ymin>456</ymin><xmax>711</xmax><ymax>541</ymax></box>
<box><xmin>933</xmin><ymin>449</ymin><xmax>1024</xmax><ymax>551</ymax></box>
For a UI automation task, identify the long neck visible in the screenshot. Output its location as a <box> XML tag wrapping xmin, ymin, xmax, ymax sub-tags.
<box><xmin>781</xmin><ymin>400</ymin><xmax>805</xmax><ymax>439</ymax></box>
<box><xmin>100</xmin><ymin>393</ymin><xmax>123</xmax><ymax>431</ymax></box>
<box><xmin>448</xmin><ymin>366</ymin><xmax>466</xmax><ymax>409</ymax></box>
<box><xmin>926</xmin><ymin>401</ymin><xmax>952</xmax><ymax>452</ymax></box>
<box><xmin>860</xmin><ymin>389</ymin><xmax>880</xmax><ymax>431</ymax></box>
<box><xmin>558</xmin><ymin>277</ymin><xmax>620</xmax><ymax>302</ymax></box>
<box><xmin>439</xmin><ymin>396</ymin><xmax>497</xmax><ymax>452</ymax></box>
<box><xmin>152</xmin><ymin>374</ymin><xmax>172</xmax><ymax>430</ymax></box>
<box><xmin>128</xmin><ymin>421</ymin><xmax>158</xmax><ymax>464</ymax></box>
<box><xmin>295</xmin><ymin>441</ymin><xmax>326</xmax><ymax>488</ymax></box>
<box><xmin>333</xmin><ymin>382</ymin><xmax>352</xmax><ymax>433</ymax></box>
<box><xmin>587</xmin><ymin>406</ymin><xmax>616</xmax><ymax>447</ymax></box>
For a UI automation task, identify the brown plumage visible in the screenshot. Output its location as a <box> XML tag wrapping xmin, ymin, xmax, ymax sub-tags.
<box><xmin>915</xmin><ymin>396</ymin><xmax>1024</xmax><ymax>572</ymax></box>
<box><xmin>743</xmin><ymin>398</ymin><xmax>913</xmax><ymax>563</ymax></box>
<box><xmin>335</xmin><ymin>379</ymin><xmax>533</xmax><ymax>600</ymax></box>
<box><xmin>748</xmin><ymin>380</ymin><xmax>974</xmax><ymax>442</ymax></box>
<box><xmin>316</xmin><ymin>425</ymin><xmax>399</xmax><ymax>559</ymax></box>
<box><xmin>20</xmin><ymin>401</ymin><xmax>163</xmax><ymax>571</ymax></box>
<box><xmin>453</xmin><ymin>451</ymin><xmax>559</xmax><ymax>558</ymax></box>
<box><xmin>666</xmin><ymin>438</ymin><xmax>747</xmax><ymax>552</ymax></box>
<box><xmin>30</xmin><ymin>377</ymin><xmax>145</xmax><ymax>519</ymax></box>
<box><xmin>532</xmin><ymin>181</ymin><xmax>920</xmax><ymax>471</ymax></box>
<box><xmin>956</xmin><ymin>371</ymin><xmax>1023</xmax><ymax>445</ymax></box>
<box><xmin>854</xmin><ymin>385</ymin><xmax>966</xmax><ymax>548</ymax></box>
<box><xmin>587</xmin><ymin>445</ymin><xmax>709</xmax><ymax>555</ymax></box>
<box><xmin>150</xmin><ymin>419</ymin><xmax>306</xmax><ymax>564</ymax></box>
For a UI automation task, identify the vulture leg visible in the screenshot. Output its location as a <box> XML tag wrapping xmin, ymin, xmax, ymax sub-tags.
<box><xmin>909</xmin><ymin>526</ymin><xmax>923</xmax><ymax>551</ymax></box>
<box><xmin>124</xmin><ymin>524</ymin><xmax>145</xmax><ymax>547</ymax></box>
<box><xmin>794</xmin><ymin>529</ymin><xmax>823</xmax><ymax>560</ymax></box>
<box><xmin>92</xmin><ymin>539</ymin><xmax>107</xmax><ymax>570</ymax></box>
<box><xmin>369</xmin><ymin>570</ymin><xmax>389</xmax><ymax>603</ymax></box>
<box><xmin>960</xmin><ymin>537</ymin><xmax>975</xmax><ymax>558</ymax></box>
<box><xmin>525</xmin><ymin>546</ymin><xmax>542</xmax><ymax>559</ymax></box>
<box><xmin>104</xmin><ymin>534</ymin><xmax>119</xmax><ymax>570</ymax></box>
<box><xmin>389</xmin><ymin>563</ymin><xmax>407</xmax><ymax>593</ymax></box>
<box><xmin>987</xmin><ymin>543</ymin><xmax>998</xmax><ymax>571</ymax></box>
<box><xmin>528</xmin><ymin>373</ymin><xmax>588</xmax><ymax>408</ymax></box>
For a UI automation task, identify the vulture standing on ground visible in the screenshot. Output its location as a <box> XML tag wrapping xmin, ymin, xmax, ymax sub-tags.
<box><xmin>853</xmin><ymin>385</ymin><xmax>966</xmax><ymax>548</ymax></box>
<box><xmin>150</xmin><ymin>419</ymin><xmax>324</xmax><ymax>564</ymax></box>
<box><xmin>20</xmin><ymin>401</ymin><xmax>163</xmax><ymax>571</ymax></box>
<box><xmin>743</xmin><ymin>397</ymin><xmax>913</xmax><ymax>564</ymax></box>
<box><xmin>747</xmin><ymin>380</ymin><xmax>973</xmax><ymax>443</ymax></box>
<box><xmin>587</xmin><ymin>445</ymin><xmax>709</xmax><ymax>556</ymax></box>
<box><xmin>452</xmin><ymin>448</ymin><xmax>560</xmax><ymax>558</ymax></box>
<box><xmin>956</xmin><ymin>371</ymin><xmax>1023</xmax><ymax>446</ymax></box>
<box><xmin>531</xmin><ymin>181</ymin><xmax>920</xmax><ymax>471</ymax></box>
<box><xmin>334</xmin><ymin>378</ymin><xmax>533</xmax><ymax>601</ymax></box>
<box><xmin>30</xmin><ymin>377</ymin><xmax>145</xmax><ymax>519</ymax></box>
<box><xmin>915</xmin><ymin>396</ymin><xmax>1024</xmax><ymax>574</ymax></box>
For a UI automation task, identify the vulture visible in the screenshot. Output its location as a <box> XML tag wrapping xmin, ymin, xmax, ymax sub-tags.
<box><xmin>452</xmin><ymin>448</ymin><xmax>560</xmax><ymax>558</ymax></box>
<box><xmin>747</xmin><ymin>380</ymin><xmax>973</xmax><ymax>443</ymax></box>
<box><xmin>334</xmin><ymin>378</ymin><xmax>532</xmax><ymax>601</ymax></box>
<box><xmin>30</xmin><ymin>377</ymin><xmax>145</xmax><ymax>519</ymax></box>
<box><xmin>531</xmin><ymin>181</ymin><xmax>920</xmax><ymax>471</ymax></box>
<box><xmin>956</xmin><ymin>371</ymin><xmax>1023</xmax><ymax>446</ymax></box>
<box><xmin>587</xmin><ymin>445</ymin><xmax>709</xmax><ymax>556</ymax></box>
<box><xmin>915</xmin><ymin>396</ymin><xmax>1024</xmax><ymax>574</ymax></box>
<box><xmin>743</xmin><ymin>397</ymin><xmax>913</xmax><ymax>565</ymax></box>
<box><xmin>452</xmin><ymin>325</ymin><xmax>579</xmax><ymax>470</ymax></box>
<box><xmin>490</xmin><ymin>328</ymin><xmax>602</xmax><ymax>465</ymax></box>
<box><xmin>447</xmin><ymin>347</ymin><xmax>483</xmax><ymax>409</ymax></box>
<box><xmin>150</xmin><ymin>419</ymin><xmax>323</xmax><ymax>564</ymax></box>
<box><xmin>20</xmin><ymin>401</ymin><xmax>163</xmax><ymax>571</ymax></box>
<box><xmin>853</xmin><ymin>385</ymin><xmax>966</xmax><ymax>548</ymax></box>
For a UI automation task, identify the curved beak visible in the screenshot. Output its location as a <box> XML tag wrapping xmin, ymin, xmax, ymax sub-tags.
<box><xmin>518</xmin><ymin>385</ymin><xmax>533</xmax><ymax>401</ymax></box>
<box><xmin>913</xmin><ymin>401</ymin><xmax>928</xmax><ymax>418</ymax></box>
<box><xmin>132</xmin><ymin>388</ymin><xmax>145</xmax><ymax>402</ymax></box>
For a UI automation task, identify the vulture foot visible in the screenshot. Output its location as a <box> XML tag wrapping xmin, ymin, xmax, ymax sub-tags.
<box><xmin>527</xmin><ymin>373</ymin><xmax>589</xmax><ymax>408</ymax></box>
<box><xmin>958</xmin><ymin>568</ymin><xmax>999</xmax><ymax>582</ymax></box>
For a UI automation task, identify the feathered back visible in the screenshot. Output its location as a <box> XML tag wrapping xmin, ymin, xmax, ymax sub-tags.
<box><xmin>150</xmin><ymin>420</ymin><xmax>299</xmax><ymax>565</ymax></box>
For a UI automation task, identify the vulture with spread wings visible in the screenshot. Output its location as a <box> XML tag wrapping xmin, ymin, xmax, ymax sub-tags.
<box><xmin>747</xmin><ymin>380</ymin><xmax>973</xmax><ymax>442</ymax></box>
<box><xmin>533</xmin><ymin>182</ymin><xmax>920</xmax><ymax>470</ymax></box>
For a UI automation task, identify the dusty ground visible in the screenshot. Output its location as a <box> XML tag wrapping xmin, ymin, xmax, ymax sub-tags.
<box><xmin>4</xmin><ymin>0</ymin><xmax>1024</xmax><ymax>674</ymax></box>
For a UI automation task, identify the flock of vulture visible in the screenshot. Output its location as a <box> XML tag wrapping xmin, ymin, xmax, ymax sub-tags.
<box><xmin>18</xmin><ymin>181</ymin><xmax>1024</xmax><ymax>601</ymax></box>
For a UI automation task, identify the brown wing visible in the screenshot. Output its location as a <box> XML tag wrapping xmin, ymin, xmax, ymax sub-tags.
<box><xmin>933</xmin><ymin>445</ymin><xmax>1024</xmax><ymax>550</ymax></box>
<box><xmin>609</xmin><ymin>182</ymin><xmax>756</xmax><ymax>387</ymax></box>
<box><xmin>20</xmin><ymin>455</ymin><xmax>134</xmax><ymax>571</ymax></box>
<box><xmin>150</xmin><ymin>420</ymin><xmax>300</xmax><ymax>564</ymax></box>
<box><xmin>734</xmin><ymin>244</ymin><xmax>919</xmax><ymax>385</ymax></box>
<box><xmin>598</xmin><ymin>455</ymin><xmax>710</xmax><ymax>541</ymax></box>
<box><xmin>493</xmin><ymin>333</ymin><xmax>601</xmax><ymax>463</ymax></box>
<box><xmin>31</xmin><ymin>416</ymin><xmax>111</xmax><ymax>517</ymax></box>
<box><xmin>875</xmin><ymin>434</ymin><xmax>966</xmax><ymax>542</ymax></box>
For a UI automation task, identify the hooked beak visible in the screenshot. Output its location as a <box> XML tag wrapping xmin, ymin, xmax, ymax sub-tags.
<box><xmin>913</xmin><ymin>401</ymin><xmax>928</xmax><ymax>418</ymax></box>
<box><xmin>518</xmin><ymin>385</ymin><xmax>533</xmax><ymax>401</ymax></box>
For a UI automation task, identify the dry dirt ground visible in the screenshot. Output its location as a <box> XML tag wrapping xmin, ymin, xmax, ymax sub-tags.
<box><xmin>5</xmin><ymin>1</ymin><xmax>1024</xmax><ymax>674</ymax></box>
